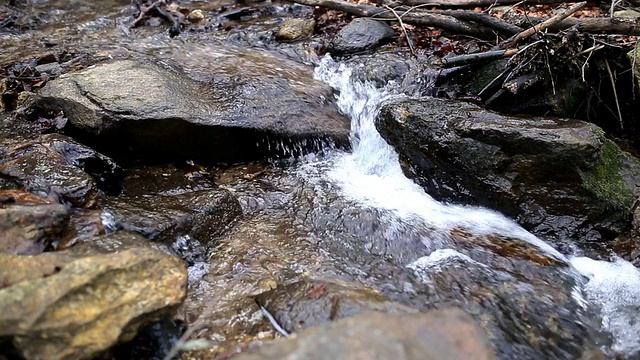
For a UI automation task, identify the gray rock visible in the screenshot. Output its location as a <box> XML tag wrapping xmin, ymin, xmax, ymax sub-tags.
<box><xmin>36</xmin><ymin>53</ymin><xmax>350</xmax><ymax>163</ymax></box>
<box><xmin>376</xmin><ymin>98</ymin><xmax>640</xmax><ymax>242</ymax></box>
<box><xmin>330</xmin><ymin>18</ymin><xmax>396</xmax><ymax>55</ymax></box>
<box><xmin>101</xmin><ymin>189</ymin><xmax>242</xmax><ymax>245</ymax></box>
<box><xmin>234</xmin><ymin>309</ymin><xmax>496</xmax><ymax>360</ymax></box>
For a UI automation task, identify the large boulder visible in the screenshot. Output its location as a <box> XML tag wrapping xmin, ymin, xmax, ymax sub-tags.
<box><xmin>376</xmin><ymin>98</ymin><xmax>640</xmax><ymax>242</ymax></box>
<box><xmin>233</xmin><ymin>309</ymin><xmax>496</xmax><ymax>360</ymax></box>
<box><xmin>35</xmin><ymin>51</ymin><xmax>350</xmax><ymax>164</ymax></box>
<box><xmin>0</xmin><ymin>237</ymin><xmax>187</xmax><ymax>360</ymax></box>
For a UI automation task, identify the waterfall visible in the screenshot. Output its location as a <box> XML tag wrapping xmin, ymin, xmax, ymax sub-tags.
<box><xmin>313</xmin><ymin>55</ymin><xmax>640</xmax><ymax>357</ymax></box>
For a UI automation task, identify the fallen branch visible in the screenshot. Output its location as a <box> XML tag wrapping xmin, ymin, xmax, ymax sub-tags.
<box><xmin>384</xmin><ymin>4</ymin><xmax>417</xmax><ymax>56</ymax></box>
<box><xmin>441</xmin><ymin>48</ymin><xmax>518</xmax><ymax>67</ymax></box>
<box><xmin>292</xmin><ymin>0</ymin><xmax>497</xmax><ymax>36</ymax></box>
<box><xmin>503</xmin><ymin>11</ymin><xmax>640</xmax><ymax>35</ymax></box>
<box><xmin>500</xmin><ymin>1</ymin><xmax>586</xmax><ymax>49</ymax></box>
<box><xmin>401</xmin><ymin>0</ymin><xmax>567</xmax><ymax>8</ymax></box>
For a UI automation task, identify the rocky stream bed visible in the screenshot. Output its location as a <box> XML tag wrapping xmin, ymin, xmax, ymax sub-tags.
<box><xmin>2</xmin><ymin>1</ymin><xmax>640</xmax><ymax>360</ymax></box>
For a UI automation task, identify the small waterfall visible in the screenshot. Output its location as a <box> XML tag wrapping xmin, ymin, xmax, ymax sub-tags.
<box><xmin>313</xmin><ymin>55</ymin><xmax>640</xmax><ymax>357</ymax></box>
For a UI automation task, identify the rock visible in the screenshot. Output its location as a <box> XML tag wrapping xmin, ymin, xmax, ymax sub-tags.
<box><xmin>187</xmin><ymin>9</ymin><xmax>206</xmax><ymax>24</ymax></box>
<box><xmin>275</xmin><ymin>18</ymin><xmax>315</xmax><ymax>41</ymax></box>
<box><xmin>55</xmin><ymin>209</ymin><xmax>105</xmax><ymax>250</ymax></box>
<box><xmin>0</xmin><ymin>244</ymin><xmax>187</xmax><ymax>360</ymax></box>
<box><xmin>0</xmin><ymin>134</ymin><xmax>122</xmax><ymax>207</ymax></box>
<box><xmin>35</xmin><ymin>53</ymin><xmax>350</xmax><ymax>164</ymax></box>
<box><xmin>0</xmin><ymin>190</ymin><xmax>69</xmax><ymax>255</ymax></box>
<box><xmin>63</xmin><ymin>230</ymin><xmax>171</xmax><ymax>257</ymax></box>
<box><xmin>376</xmin><ymin>98</ymin><xmax>640</xmax><ymax>241</ymax></box>
<box><xmin>329</xmin><ymin>18</ymin><xmax>396</xmax><ymax>55</ymax></box>
<box><xmin>234</xmin><ymin>309</ymin><xmax>496</xmax><ymax>360</ymax></box>
<box><xmin>255</xmin><ymin>279</ymin><xmax>417</xmax><ymax>333</ymax></box>
<box><xmin>120</xmin><ymin>164</ymin><xmax>215</xmax><ymax>197</ymax></box>
<box><xmin>406</xmin><ymin>242</ymin><xmax>603</xmax><ymax>359</ymax></box>
<box><xmin>101</xmin><ymin>189</ymin><xmax>242</xmax><ymax>244</ymax></box>
<box><xmin>628</xmin><ymin>44</ymin><xmax>640</xmax><ymax>97</ymax></box>
<box><xmin>37</xmin><ymin>134</ymin><xmax>123</xmax><ymax>195</ymax></box>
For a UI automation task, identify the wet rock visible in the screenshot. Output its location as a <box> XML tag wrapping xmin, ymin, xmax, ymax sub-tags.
<box><xmin>37</xmin><ymin>134</ymin><xmax>123</xmax><ymax>194</ymax></box>
<box><xmin>101</xmin><ymin>189</ymin><xmax>242</xmax><ymax>244</ymax></box>
<box><xmin>376</xmin><ymin>98</ymin><xmax>640</xmax><ymax>242</ymax></box>
<box><xmin>329</xmin><ymin>18</ymin><xmax>396</xmax><ymax>55</ymax></box>
<box><xmin>0</xmin><ymin>134</ymin><xmax>121</xmax><ymax>207</ymax></box>
<box><xmin>36</xmin><ymin>53</ymin><xmax>350</xmax><ymax>164</ymax></box>
<box><xmin>0</xmin><ymin>190</ymin><xmax>69</xmax><ymax>255</ymax></box>
<box><xmin>55</xmin><ymin>209</ymin><xmax>105</xmax><ymax>250</ymax></box>
<box><xmin>63</xmin><ymin>230</ymin><xmax>171</xmax><ymax>258</ymax></box>
<box><xmin>255</xmin><ymin>279</ymin><xmax>417</xmax><ymax>333</ymax></box>
<box><xmin>0</xmin><ymin>244</ymin><xmax>187</xmax><ymax>360</ymax></box>
<box><xmin>275</xmin><ymin>18</ymin><xmax>315</xmax><ymax>41</ymax></box>
<box><xmin>234</xmin><ymin>309</ymin><xmax>496</xmax><ymax>360</ymax></box>
<box><xmin>405</xmin><ymin>243</ymin><xmax>603</xmax><ymax>360</ymax></box>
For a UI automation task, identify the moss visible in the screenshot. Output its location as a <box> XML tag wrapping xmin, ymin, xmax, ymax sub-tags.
<box><xmin>581</xmin><ymin>139</ymin><xmax>636</xmax><ymax>212</ymax></box>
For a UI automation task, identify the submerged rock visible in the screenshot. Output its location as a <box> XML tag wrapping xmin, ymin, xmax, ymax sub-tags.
<box><xmin>101</xmin><ymin>189</ymin><xmax>242</xmax><ymax>245</ymax></box>
<box><xmin>35</xmin><ymin>53</ymin><xmax>350</xmax><ymax>164</ymax></box>
<box><xmin>0</xmin><ymin>190</ymin><xmax>69</xmax><ymax>255</ymax></box>
<box><xmin>329</xmin><ymin>18</ymin><xmax>396</xmax><ymax>55</ymax></box>
<box><xmin>376</xmin><ymin>98</ymin><xmax>640</xmax><ymax>242</ymax></box>
<box><xmin>255</xmin><ymin>279</ymin><xmax>417</xmax><ymax>333</ymax></box>
<box><xmin>0</xmin><ymin>243</ymin><xmax>187</xmax><ymax>360</ymax></box>
<box><xmin>234</xmin><ymin>309</ymin><xmax>496</xmax><ymax>360</ymax></box>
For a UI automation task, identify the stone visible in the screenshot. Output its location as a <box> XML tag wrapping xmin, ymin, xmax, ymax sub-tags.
<box><xmin>233</xmin><ymin>309</ymin><xmax>496</xmax><ymax>360</ymax></box>
<box><xmin>0</xmin><ymin>245</ymin><xmax>187</xmax><ymax>360</ymax></box>
<box><xmin>255</xmin><ymin>279</ymin><xmax>417</xmax><ymax>333</ymax></box>
<box><xmin>329</xmin><ymin>18</ymin><xmax>396</xmax><ymax>55</ymax></box>
<box><xmin>55</xmin><ymin>209</ymin><xmax>105</xmax><ymax>250</ymax></box>
<box><xmin>0</xmin><ymin>134</ymin><xmax>122</xmax><ymax>207</ymax></box>
<box><xmin>101</xmin><ymin>189</ymin><xmax>242</xmax><ymax>244</ymax></box>
<box><xmin>275</xmin><ymin>18</ymin><xmax>316</xmax><ymax>41</ymax></box>
<box><xmin>0</xmin><ymin>190</ymin><xmax>69</xmax><ymax>255</ymax></box>
<box><xmin>0</xmin><ymin>143</ymin><xmax>98</xmax><ymax>207</ymax></box>
<box><xmin>376</xmin><ymin>98</ymin><xmax>640</xmax><ymax>242</ymax></box>
<box><xmin>35</xmin><ymin>53</ymin><xmax>350</xmax><ymax>164</ymax></box>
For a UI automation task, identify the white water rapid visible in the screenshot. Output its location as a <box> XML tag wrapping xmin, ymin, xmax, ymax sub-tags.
<box><xmin>312</xmin><ymin>56</ymin><xmax>640</xmax><ymax>358</ymax></box>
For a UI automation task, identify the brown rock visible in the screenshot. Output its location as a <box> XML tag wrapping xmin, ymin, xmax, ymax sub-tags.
<box><xmin>0</xmin><ymin>190</ymin><xmax>69</xmax><ymax>255</ymax></box>
<box><xmin>275</xmin><ymin>19</ymin><xmax>316</xmax><ymax>41</ymax></box>
<box><xmin>0</xmin><ymin>245</ymin><xmax>187</xmax><ymax>360</ymax></box>
<box><xmin>234</xmin><ymin>308</ymin><xmax>496</xmax><ymax>360</ymax></box>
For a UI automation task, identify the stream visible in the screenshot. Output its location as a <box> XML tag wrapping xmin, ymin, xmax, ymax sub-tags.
<box><xmin>3</xmin><ymin>1</ymin><xmax>640</xmax><ymax>358</ymax></box>
<box><xmin>283</xmin><ymin>56</ymin><xmax>640</xmax><ymax>357</ymax></box>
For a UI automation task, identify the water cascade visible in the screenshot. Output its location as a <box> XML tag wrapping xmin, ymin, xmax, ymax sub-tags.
<box><xmin>310</xmin><ymin>56</ymin><xmax>640</xmax><ymax>357</ymax></box>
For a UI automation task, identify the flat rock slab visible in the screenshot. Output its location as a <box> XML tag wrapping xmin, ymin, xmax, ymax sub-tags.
<box><xmin>36</xmin><ymin>49</ymin><xmax>350</xmax><ymax>163</ymax></box>
<box><xmin>0</xmin><ymin>243</ymin><xmax>187</xmax><ymax>360</ymax></box>
<box><xmin>234</xmin><ymin>308</ymin><xmax>495</xmax><ymax>360</ymax></box>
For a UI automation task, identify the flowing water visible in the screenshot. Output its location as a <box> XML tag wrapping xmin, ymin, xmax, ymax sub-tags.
<box><xmin>305</xmin><ymin>56</ymin><xmax>640</xmax><ymax>358</ymax></box>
